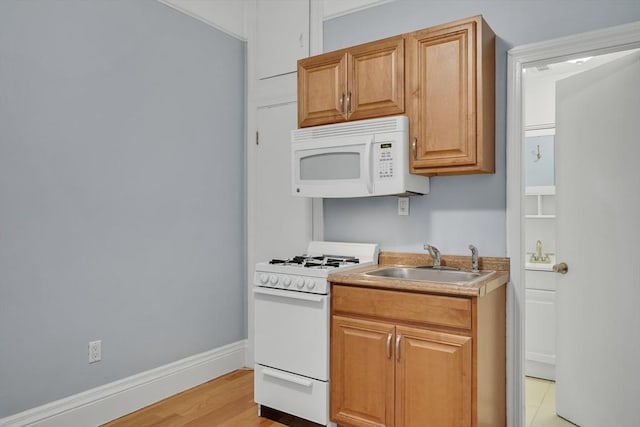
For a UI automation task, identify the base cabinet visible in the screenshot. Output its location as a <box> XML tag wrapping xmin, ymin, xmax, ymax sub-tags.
<box><xmin>525</xmin><ymin>287</ymin><xmax>557</xmax><ymax>380</ymax></box>
<box><xmin>330</xmin><ymin>284</ymin><xmax>505</xmax><ymax>427</ymax></box>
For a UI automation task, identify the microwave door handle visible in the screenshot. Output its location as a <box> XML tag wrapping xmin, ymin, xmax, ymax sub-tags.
<box><xmin>364</xmin><ymin>139</ymin><xmax>374</xmax><ymax>194</ymax></box>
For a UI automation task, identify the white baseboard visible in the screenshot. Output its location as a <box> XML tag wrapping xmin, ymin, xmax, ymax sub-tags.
<box><xmin>0</xmin><ymin>340</ymin><xmax>247</xmax><ymax>427</ymax></box>
<box><xmin>525</xmin><ymin>359</ymin><xmax>556</xmax><ymax>381</ymax></box>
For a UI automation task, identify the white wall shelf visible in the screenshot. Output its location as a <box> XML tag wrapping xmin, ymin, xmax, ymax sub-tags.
<box><xmin>525</xmin><ymin>259</ymin><xmax>555</xmax><ymax>271</ymax></box>
<box><xmin>525</xmin><ymin>185</ymin><xmax>555</xmax><ymax>195</ymax></box>
<box><xmin>525</xmin><ymin>185</ymin><xmax>556</xmax><ymax>218</ymax></box>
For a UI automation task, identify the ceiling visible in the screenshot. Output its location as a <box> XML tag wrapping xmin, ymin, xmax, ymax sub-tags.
<box><xmin>524</xmin><ymin>48</ymin><xmax>640</xmax><ymax>79</ymax></box>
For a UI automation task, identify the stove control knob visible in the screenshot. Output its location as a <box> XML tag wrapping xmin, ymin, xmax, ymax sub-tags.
<box><xmin>259</xmin><ymin>274</ymin><xmax>269</xmax><ymax>284</ymax></box>
<box><xmin>283</xmin><ymin>276</ymin><xmax>292</xmax><ymax>287</ymax></box>
<box><xmin>306</xmin><ymin>280</ymin><xmax>316</xmax><ymax>290</ymax></box>
<box><xmin>295</xmin><ymin>278</ymin><xmax>305</xmax><ymax>289</ymax></box>
<box><xmin>269</xmin><ymin>275</ymin><xmax>278</xmax><ymax>285</ymax></box>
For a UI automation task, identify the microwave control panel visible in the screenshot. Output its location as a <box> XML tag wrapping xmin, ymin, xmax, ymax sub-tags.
<box><xmin>375</xmin><ymin>142</ymin><xmax>394</xmax><ymax>179</ymax></box>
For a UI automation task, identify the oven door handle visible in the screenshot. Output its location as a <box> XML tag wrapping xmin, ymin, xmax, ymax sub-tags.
<box><xmin>253</xmin><ymin>286</ymin><xmax>325</xmax><ymax>303</ymax></box>
<box><xmin>262</xmin><ymin>367</ymin><xmax>313</xmax><ymax>388</ymax></box>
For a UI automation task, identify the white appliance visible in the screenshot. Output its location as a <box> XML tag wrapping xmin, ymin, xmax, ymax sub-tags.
<box><xmin>253</xmin><ymin>241</ymin><xmax>379</xmax><ymax>426</ymax></box>
<box><xmin>291</xmin><ymin>115</ymin><xmax>429</xmax><ymax>198</ymax></box>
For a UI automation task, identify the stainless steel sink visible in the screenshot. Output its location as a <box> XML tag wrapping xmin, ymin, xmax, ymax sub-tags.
<box><xmin>365</xmin><ymin>267</ymin><xmax>493</xmax><ymax>284</ymax></box>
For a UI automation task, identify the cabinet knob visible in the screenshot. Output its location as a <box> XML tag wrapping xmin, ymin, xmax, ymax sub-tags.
<box><xmin>395</xmin><ymin>335</ymin><xmax>402</xmax><ymax>361</ymax></box>
<box><xmin>339</xmin><ymin>92</ymin><xmax>345</xmax><ymax>113</ymax></box>
<box><xmin>386</xmin><ymin>333</ymin><xmax>393</xmax><ymax>359</ymax></box>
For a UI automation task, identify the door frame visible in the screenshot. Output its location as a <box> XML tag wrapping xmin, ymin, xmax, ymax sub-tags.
<box><xmin>505</xmin><ymin>20</ymin><xmax>640</xmax><ymax>427</ymax></box>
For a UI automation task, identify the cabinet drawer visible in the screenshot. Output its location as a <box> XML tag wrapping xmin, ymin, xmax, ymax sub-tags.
<box><xmin>332</xmin><ymin>285</ymin><xmax>471</xmax><ymax>329</ymax></box>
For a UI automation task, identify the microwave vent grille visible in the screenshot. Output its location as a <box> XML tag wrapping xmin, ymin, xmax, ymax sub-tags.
<box><xmin>292</xmin><ymin>115</ymin><xmax>407</xmax><ymax>143</ymax></box>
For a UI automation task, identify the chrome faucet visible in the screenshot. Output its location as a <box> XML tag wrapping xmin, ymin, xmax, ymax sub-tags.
<box><xmin>424</xmin><ymin>244</ymin><xmax>441</xmax><ymax>268</ymax></box>
<box><xmin>469</xmin><ymin>244</ymin><xmax>479</xmax><ymax>273</ymax></box>
<box><xmin>529</xmin><ymin>240</ymin><xmax>551</xmax><ymax>263</ymax></box>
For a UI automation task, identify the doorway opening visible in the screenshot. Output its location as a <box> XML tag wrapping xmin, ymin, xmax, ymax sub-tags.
<box><xmin>506</xmin><ymin>21</ymin><xmax>640</xmax><ymax>427</ymax></box>
<box><xmin>521</xmin><ymin>49</ymin><xmax>639</xmax><ymax>427</ymax></box>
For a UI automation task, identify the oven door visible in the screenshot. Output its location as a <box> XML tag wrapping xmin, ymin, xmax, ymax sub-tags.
<box><xmin>253</xmin><ymin>286</ymin><xmax>328</xmax><ymax>381</ymax></box>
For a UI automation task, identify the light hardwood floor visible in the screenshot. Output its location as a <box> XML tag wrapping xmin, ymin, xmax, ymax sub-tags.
<box><xmin>102</xmin><ymin>369</ymin><xmax>285</xmax><ymax>427</ymax></box>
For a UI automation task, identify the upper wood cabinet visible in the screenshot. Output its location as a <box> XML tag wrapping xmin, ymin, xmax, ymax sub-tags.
<box><xmin>297</xmin><ymin>36</ymin><xmax>404</xmax><ymax>128</ymax></box>
<box><xmin>406</xmin><ymin>16</ymin><xmax>495</xmax><ymax>175</ymax></box>
<box><xmin>296</xmin><ymin>15</ymin><xmax>495</xmax><ymax>175</ymax></box>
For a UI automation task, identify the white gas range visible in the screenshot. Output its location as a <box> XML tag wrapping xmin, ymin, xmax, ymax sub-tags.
<box><xmin>253</xmin><ymin>241</ymin><xmax>379</xmax><ymax>426</ymax></box>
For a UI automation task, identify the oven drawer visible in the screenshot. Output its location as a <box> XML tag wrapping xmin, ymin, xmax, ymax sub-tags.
<box><xmin>255</xmin><ymin>364</ymin><xmax>328</xmax><ymax>425</ymax></box>
<box><xmin>253</xmin><ymin>287</ymin><xmax>329</xmax><ymax>381</ymax></box>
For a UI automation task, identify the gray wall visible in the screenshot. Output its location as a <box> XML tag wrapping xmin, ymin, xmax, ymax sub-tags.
<box><xmin>323</xmin><ymin>0</ymin><xmax>640</xmax><ymax>256</ymax></box>
<box><xmin>0</xmin><ymin>0</ymin><xmax>245</xmax><ymax>417</ymax></box>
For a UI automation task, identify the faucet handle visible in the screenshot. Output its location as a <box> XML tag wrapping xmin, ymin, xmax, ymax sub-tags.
<box><xmin>424</xmin><ymin>244</ymin><xmax>441</xmax><ymax>267</ymax></box>
<box><xmin>425</xmin><ymin>244</ymin><xmax>438</xmax><ymax>257</ymax></box>
<box><xmin>469</xmin><ymin>244</ymin><xmax>479</xmax><ymax>273</ymax></box>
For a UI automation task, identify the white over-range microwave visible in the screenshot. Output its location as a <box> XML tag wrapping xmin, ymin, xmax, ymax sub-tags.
<box><xmin>291</xmin><ymin>115</ymin><xmax>429</xmax><ymax>198</ymax></box>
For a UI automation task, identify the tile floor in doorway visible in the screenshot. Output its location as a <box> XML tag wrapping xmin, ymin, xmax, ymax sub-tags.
<box><xmin>526</xmin><ymin>377</ymin><xmax>577</xmax><ymax>427</ymax></box>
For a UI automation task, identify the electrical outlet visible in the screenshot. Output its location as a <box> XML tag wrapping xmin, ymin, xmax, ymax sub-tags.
<box><xmin>88</xmin><ymin>340</ymin><xmax>101</xmax><ymax>364</ymax></box>
<box><xmin>397</xmin><ymin>197</ymin><xmax>410</xmax><ymax>216</ymax></box>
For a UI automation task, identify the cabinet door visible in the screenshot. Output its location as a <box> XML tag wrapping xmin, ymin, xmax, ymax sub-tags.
<box><xmin>257</xmin><ymin>0</ymin><xmax>309</xmax><ymax>79</ymax></box>
<box><xmin>395</xmin><ymin>326</ymin><xmax>472</xmax><ymax>427</ymax></box>
<box><xmin>331</xmin><ymin>315</ymin><xmax>395</xmax><ymax>427</ymax></box>
<box><xmin>406</xmin><ymin>16</ymin><xmax>494</xmax><ymax>175</ymax></box>
<box><xmin>348</xmin><ymin>36</ymin><xmax>405</xmax><ymax>122</ymax></box>
<box><xmin>298</xmin><ymin>51</ymin><xmax>348</xmax><ymax>127</ymax></box>
<box><xmin>525</xmin><ymin>288</ymin><xmax>556</xmax><ymax>380</ymax></box>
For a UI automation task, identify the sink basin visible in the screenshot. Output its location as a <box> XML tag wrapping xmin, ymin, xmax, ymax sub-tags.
<box><xmin>365</xmin><ymin>267</ymin><xmax>493</xmax><ymax>285</ymax></box>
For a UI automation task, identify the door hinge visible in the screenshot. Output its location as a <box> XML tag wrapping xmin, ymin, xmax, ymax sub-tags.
<box><xmin>256</xmin><ymin>131</ymin><xmax>259</xmax><ymax>145</ymax></box>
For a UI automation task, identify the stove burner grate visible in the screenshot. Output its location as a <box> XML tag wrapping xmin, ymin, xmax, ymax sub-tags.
<box><xmin>268</xmin><ymin>254</ymin><xmax>360</xmax><ymax>269</ymax></box>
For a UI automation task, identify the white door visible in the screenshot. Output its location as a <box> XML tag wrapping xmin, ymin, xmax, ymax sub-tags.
<box><xmin>555</xmin><ymin>51</ymin><xmax>640</xmax><ymax>426</ymax></box>
<box><xmin>255</xmin><ymin>102</ymin><xmax>312</xmax><ymax>263</ymax></box>
<box><xmin>247</xmin><ymin>102</ymin><xmax>313</xmax><ymax>366</ymax></box>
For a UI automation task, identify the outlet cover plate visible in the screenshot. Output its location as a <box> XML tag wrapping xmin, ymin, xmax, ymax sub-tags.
<box><xmin>398</xmin><ymin>197</ymin><xmax>409</xmax><ymax>216</ymax></box>
<box><xmin>89</xmin><ymin>340</ymin><xmax>101</xmax><ymax>363</ymax></box>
